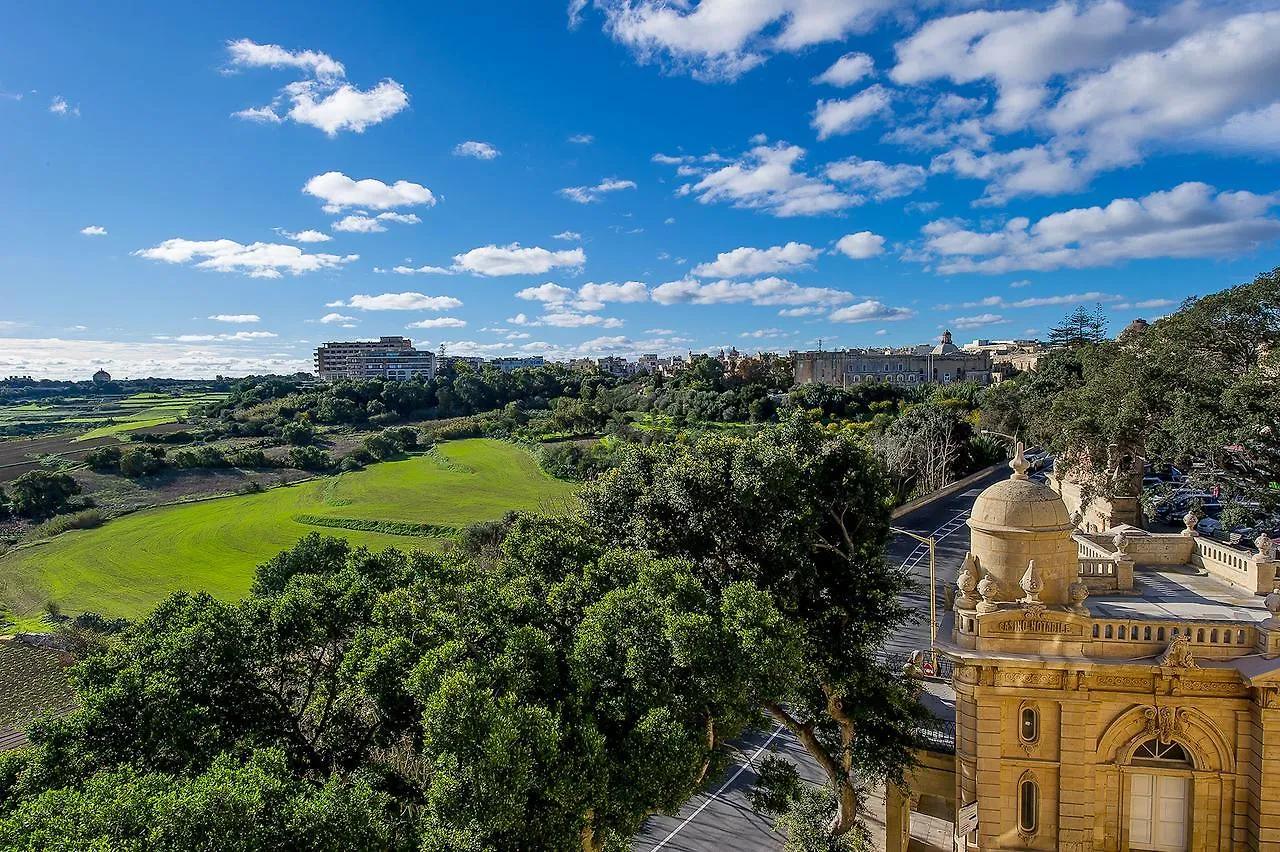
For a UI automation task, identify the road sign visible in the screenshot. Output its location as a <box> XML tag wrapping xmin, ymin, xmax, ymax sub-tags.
<box><xmin>957</xmin><ymin>801</ymin><xmax>979</xmax><ymax>836</ymax></box>
<box><xmin>921</xmin><ymin>656</ymin><xmax>936</xmax><ymax>677</ymax></box>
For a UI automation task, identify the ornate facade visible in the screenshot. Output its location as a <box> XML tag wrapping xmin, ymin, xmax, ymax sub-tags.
<box><xmin>892</xmin><ymin>447</ymin><xmax>1280</xmax><ymax>851</ymax></box>
<box><xmin>792</xmin><ymin>331</ymin><xmax>994</xmax><ymax>388</ymax></box>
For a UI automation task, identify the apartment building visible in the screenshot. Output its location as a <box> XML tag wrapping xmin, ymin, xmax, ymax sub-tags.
<box><xmin>314</xmin><ymin>337</ymin><xmax>436</xmax><ymax>382</ymax></box>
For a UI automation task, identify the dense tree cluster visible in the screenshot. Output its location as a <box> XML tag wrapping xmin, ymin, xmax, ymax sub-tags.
<box><xmin>0</xmin><ymin>418</ymin><xmax>924</xmax><ymax>850</ymax></box>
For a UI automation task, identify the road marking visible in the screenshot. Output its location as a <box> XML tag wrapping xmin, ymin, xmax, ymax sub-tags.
<box><xmin>645</xmin><ymin>724</ymin><xmax>786</xmax><ymax>851</ymax></box>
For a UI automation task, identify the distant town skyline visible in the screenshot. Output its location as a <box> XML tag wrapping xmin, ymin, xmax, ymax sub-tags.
<box><xmin>4</xmin><ymin>2</ymin><xmax>1280</xmax><ymax>378</ymax></box>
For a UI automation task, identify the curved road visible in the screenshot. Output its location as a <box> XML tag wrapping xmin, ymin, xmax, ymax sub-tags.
<box><xmin>630</xmin><ymin>468</ymin><xmax>1005</xmax><ymax>852</ymax></box>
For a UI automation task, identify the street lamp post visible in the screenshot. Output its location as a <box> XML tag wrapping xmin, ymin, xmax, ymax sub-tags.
<box><xmin>891</xmin><ymin>525</ymin><xmax>938</xmax><ymax>673</ymax></box>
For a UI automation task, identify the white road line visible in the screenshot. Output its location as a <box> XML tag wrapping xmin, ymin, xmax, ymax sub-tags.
<box><xmin>646</xmin><ymin>724</ymin><xmax>786</xmax><ymax>851</ymax></box>
<box><xmin>642</xmin><ymin>504</ymin><xmax>978</xmax><ymax>850</ymax></box>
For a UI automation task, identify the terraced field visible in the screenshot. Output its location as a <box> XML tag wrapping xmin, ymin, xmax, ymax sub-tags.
<box><xmin>0</xmin><ymin>440</ymin><xmax>576</xmax><ymax>621</ymax></box>
<box><xmin>0</xmin><ymin>391</ymin><xmax>226</xmax><ymax>440</ymax></box>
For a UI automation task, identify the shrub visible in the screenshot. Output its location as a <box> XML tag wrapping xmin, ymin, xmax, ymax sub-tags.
<box><xmin>338</xmin><ymin>457</ymin><xmax>365</xmax><ymax>472</ymax></box>
<box><xmin>10</xmin><ymin>470</ymin><xmax>81</xmax><ymax>518</ymax></box>
<box><xmin>226</xmin><ymin>448</ymin><xmax>271</xmax><ymax>469</ymax></box>
<box><xmin>27</xmin><ymin>508</ymin><xmax>105</xmax><ymax>540</ymax></box>
<box><xmin>288</xmin><ymin>446</ymin><xmax>332</xmax><ymax>471</ymax></box>
<box><xmin>119</xmin><ymin>447</ymin><xmax>165</xmax><ymax>478</ymax></box>
<box><xmin>83</xmin><ymin>445</ymin><xmax>123</xmax><ymax>472</ymax></box>
<box><xmin>280</xmin><ymin>421</ymin><xmax>315</xmax><ymax>446</ymax></box>
<box><xmin>362</xmin><ymin>430</ymin><xmax>403</xmax><ymax>461</ymax></box>
<box><xmin>169</xmin><ymin>446</ymin><xmax>229</xmax><ymax>469</ymax></box>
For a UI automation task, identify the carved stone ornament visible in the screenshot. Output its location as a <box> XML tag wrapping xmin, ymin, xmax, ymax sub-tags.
<box><xmin>1258</xmin><ymin>533</ymin><xmax>1276</xmax><ymax>561</ymax></box>
<box><xmin>976</xmin><ymin>572</ymin><xmax>1000</xmax><ymax>614</ymax></box>
<box><xmin>1182</xmin><ymin>509</ymin><xmax>1199</xmax><ymax>536</ymax></box>
<box><xmin>1068</xmin><ymin>577</ymin><xmax>1090</xmax><ymax>613</ymax></box>
<box><xmin>1010</xmin><ymin>441</ymin><xmax>1030</xmax><ymax>480</ymax></box>
<box><xmin>1112</xmin><ymin>531</ymin><xmax>1132</xmax><ymax>558</ymax></box>
<box><xmin>1159</xmin><ymin>634</ymin><xmax>1197</xmax><ymax>669</ymax></box>
<box><xmin>1265</xmin><ymin>586</ymin><xmax>1280</xmax><ymax>619</ymax></box>
<box><xmin>1019</xmin><ymin>560</ymin><xmax>1046</xmax><ymax>618</ymax></box>
<box><xmin>956</xmin><ymin>552</ymin><xmax>979</xmax><ymax>610</ymax></box>
<box><xmin>1143</xmin><ymin>706</ymin><xmax>1185</xmax><ymax>744</ymax></box>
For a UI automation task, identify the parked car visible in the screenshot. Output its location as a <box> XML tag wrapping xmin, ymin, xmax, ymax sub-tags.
<box><xmin>1195</xmin><ymin>517</ymin><xmax>1223</xmax><ymax>537</ymax></box>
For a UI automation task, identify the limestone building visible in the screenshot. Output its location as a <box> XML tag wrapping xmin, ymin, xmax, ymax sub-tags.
<box><xmin>891</xmin><ymin>446</ymin><xmax>1280</xmax><ymax>851</ymax></box>
<box><xmin>792</xmin><ymin>332</ymin><xmax>994</xmax><ymax>387</ymax></box>
<box><xmin>314</xmin><ymin>336</ymin><xmax>436</xmax><ymax>382</ymax></box>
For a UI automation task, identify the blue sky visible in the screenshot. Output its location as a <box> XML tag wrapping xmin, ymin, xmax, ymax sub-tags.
<box><xmin>3</xmin><ymin>0</ymin><xmax>1280</xmax><ymax>378</ymax></box>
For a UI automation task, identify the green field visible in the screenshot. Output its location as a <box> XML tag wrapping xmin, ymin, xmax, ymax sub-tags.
<box><xmin>0</xmin><ymin>391</ymin><xmax>227</xmax><ymax>439</ymax></box>
<box><xmin>0</xmin><ymin>439</ymin><xmax>576</xmax><ymax>622</ymax></box>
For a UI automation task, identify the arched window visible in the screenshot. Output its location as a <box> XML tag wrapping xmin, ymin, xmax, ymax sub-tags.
<box><xmin>1019</xmin><ymin>778</ymin><xmax>1039</xmax><ymax>834</ymax></box>
<box><xmin>1132</xmin><ymin>739</ymin><xmax>1191</xmax><ymax>766</ymax></box>
<box><xmin>1020</xmin><ymin>706</ymin><xmax>1039</xmax><ymax>744</ymax></box>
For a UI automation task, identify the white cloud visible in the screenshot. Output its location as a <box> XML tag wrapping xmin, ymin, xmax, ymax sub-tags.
<box><xmin>645</xmin><ymin>327</ymin><xmax>675</xmax><ymax>335</ymax></box>
<box><xmin>80</xmin><ymin>225</ymin><xmax>107</xmax><ymax>236</ymax></box>
<box><xmin>568</xmin><ymin>133</ymin><xmax>594</xmax><ymax>144</ymax></box>
<box><xmin>740</xmin><ymin>328</ymin><xmax>792</xmax><ymax>339</ymax></box>
<box><xmin>553</xmin><ymin>230</ymin><xmax>583</xmax><ymax>241</ymax></box>
<box><xmin>407</xmin><ymin>317</ymin><xmax>467</xmax><ymax>329</ymax></box>
<box><xmin>920</xmin><ymin>181</ymin><xmax>1280</xmax><ymax>274</ymax></box>
<box><xmin>1010</xmin><ymin>279</ymin><xmax>1031</xmax><ymax>288</ymax></box>
<box><xmin>392</xmin><ymin>264</ymin><xmax>454</xmax><ymax>275</ymax></box>
<box><xmin>154</xmin><ymin>331</ymin><xmax>278</xmax><ymax>342</ymax></box>
<box><xmin>812</xmin><ymin>84</ymin><xmax>892</xmax><ymax>140</ymax></box>
<box><xmin>134</xmin><ymin>238</ymin><xmax>357</xmax><ymax>278</ymax></box>
<box><xmin>889</xmin><ymin>2</ymin><xmax>1202</xmax><ymax>131</ymax></box>
<box><xmin>692</xmin><ymin>242</ymin><xmax>820</xmax><ymax>278</ymax></box>
<box><xmin>824</xmin><ymin>157</ymin><xmax>926</xmax><ymax>200</ymax></box>
<box><xmin>935</xmin><ymin>291</ymin><xmax>1121</xmax><ymax>310</ymax></box>
<box><xmin>673</xmin><ymin>141</ymin><xmax>860</xmax><ymax>217</ymax></box>
<box><xmin>226</xmin><ymin>38</ymin><xmax>407</xmax><ymax>136</ymax></box>
<box><xmin>0</xmin><ymin>337</ymin><xmax>309</xmax><ymax>380</ymax></box>
<box><xmin>433</xmin><ymin>341</ymin><xmax>515</xmax><ymax>356</ymax></box>
<box><xmin>453</xmin><ymin>140</ymin><xmax>500</xmax><ymax>159</ymax></box>
<box><xmin>49</xmin><ymin>95</ymin><xmax>78</xmax><ymax>117</ymax></box>
<box><xmin>319</xmin><ymin>313</ymin><xmax>356</xmax><ymax>324</ymax></box>
<box><xmin>652</xmin><ymin>276</ymin><xmax>852</xmax><ymax>307</ymax></box>
<box><xmin>330</xmin><ymin>292</ymin><xmax>463</xmax><ymax>311</ymax></box>
<box><xmin>834</xmin><ymin>231</ymin><xmax>886</xmax><ymax>259</ymax></box>
<box><xmin>1113</xmin><ymin>298</ymin><xmax>1177</xmax><ymax>310</ymax></box>
<box><xmin>930</xmin><ymin>144</ymin><xmax>1091</xmax><ymax>205</ymax></box>
<box><xmin>950</xmin><ymin>312</ymin><xmax>1010</xmax><ymax>329</ymax></box>
<box><xmin>330</xmin><ymin>211</ymin><xmax>421</xmax><ymax>233</ymax></box>
<box><xmin>208</xmin><ymin>314</ymin><xmax>260</xmax><ymax>323</ymax></box>
<box><xmin>539</xmin><ymin>311</ymin><xmax>624</xmax><ymax>329</ymax></box>
<box><xmin>303</xmin><ymin>171</ymin><xmax>435</xmax><ymax>212</ymax></box>
<box><xmin>828</xmin><ymin>300</ymin><xmax>915</xmax><ymax>322</ymax></box>
<box><xmin>516</xmin><ymin>282</ymin><xmax>576</xmax><ymax>304</ymax></box>
<box><xmin>558</xmin><ymin>177</ymin><xmax>637</xmax><ymax>203</ymax></box>
<box><xmin>590</xmin><ymin>0</ymin><xmax>897</xmax><ymax>81</ymax></box>
<box><xmin>451</xmin><ymin>243</ymin><xmax>586</xmax><ymax>276</ymax></box>
<box><xmin>813</xmin><ymin>52</ymin><xmax>874</xmax><ymax>87</ymax></box>
<box><xmin>277</xmin><ymin>228</ymin><xmax>332</xmax><ymax>243</ymax></box>
<box><xmin>577</xmin><ymin>281</ymin><xmax>649</xmax><ymax>306</ymax></box>
<box><xmin>777</xmin><ymin>306</ymin><xmax>825</xmax><ymax>317</ymax></box>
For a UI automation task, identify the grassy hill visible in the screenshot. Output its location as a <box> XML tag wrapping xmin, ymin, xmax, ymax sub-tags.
<box><xmin>0</xmin><ymin>439</ymin><xmax>576</xmax><ymax>622</ymax></box>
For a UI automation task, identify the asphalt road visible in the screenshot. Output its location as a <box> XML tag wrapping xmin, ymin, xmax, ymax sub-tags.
<box><xmin>630</xmin><ymin>467</ymin><xmax>1007</xmax><ymax>852</ymax></box>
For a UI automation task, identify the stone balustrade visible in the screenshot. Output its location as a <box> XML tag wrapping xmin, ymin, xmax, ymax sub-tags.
<box><xmin>1088</xmin><ymin>620</ymin><xmax>1258</xmax><ymax>660</ymax></box>
<box><xmin>1190</xmin><ymin>536</ymin><xmax>1278</xmax><ymax>595</ymax></box>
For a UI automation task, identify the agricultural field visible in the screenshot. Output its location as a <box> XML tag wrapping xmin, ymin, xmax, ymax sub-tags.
<box><xmin>0</xmin><ymin>439</ymin><xmax>576</xmax><ymax>623</ymax></box>
<box><xmin>0</xmin><ymin>391</ymin><xmax>226</xmax><ymax>440</ymax></box>
<box><xmin>0</xmin><ymin>641</ymin><xmax>75</xmax><ymax>733</ymax></box>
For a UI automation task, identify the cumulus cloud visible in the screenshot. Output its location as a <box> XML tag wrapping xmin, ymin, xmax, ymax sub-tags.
<box><xmin>813</xmin><ymin>52</ymin><xmax>875</xmax><ymax>87</ymax></box>
<box><xmin>276</xmin><ymin>228</ymin><xmax>332</xmax><ymax>243</ymax></box>
<box><xmin>303</xmin><ymin>171</ymin><xmax>435</xmax><ymax>213</ymax></box>
<box><xmin>589</xmin><ymin>0</ymin><xmax>897</xmax><ymax>81</ymax></box>
<box><xmin>834</xmin><ymin>231</ymin><xmax>886</xmax><ymax>259</ymax></box>
<box><xmin>812</xmin><ymin>84</ymin><xmax>892</xmax><ymax>140</ymax></box>
<box><xmin>80</xmin><ymin>225</ymin><xmax>107</xmax><ymax>236</ymax></box>
<box><xmin>558</xmin><ymin>177</ymin><xmax>637</xmax><ymax>203</ymax></box>
<box><xmin>406</xmin><ymin>317</ymin><xmax>467</xmax><ymax>329</ymax></box>
<box><xmin>651</xmin><ymin>276</ymin><xmax>852</xmax><ymax>307</ymax></box>
<box><xmin>1113</xmin><ymin>298</ymin><xmax>1177</xmax><ymax>310</ymax></box>
<box><xmin>919</xmin><ymin>181</ymin><xmax>1280</xmax><ymax>274</ymax></box>
<box><xmin>950</xmin><ymin>312</ymin><xmax>1010</xmax><ymax>329</ymax></box>
<box><xmin>828</xmin><ymin>300</ymin><xmax>915</xmax><ymax>322</ymax></box>
<box><xmin>319</xmin><ymin>313</ymin><xmax>356</xmax><ymax>324</ymax></box>
<box><xmin>208</xmin><ymin>314</ymin><xmax>260</xmax><ymax>323</ymax></box>
<box><xmin>226</xmin><ymin>38</ymin><xmax>408</xmax><ymax>136</ymax></box>
<box><xmin>391</xmin><ymin>264</ymin><xmax>453</xmax><ymax>275</ymax></box>
<box><xmin>671</xmin><ymin>141</ymin><xmax>860</xmax><ymax>217</ymax></box>
<box><xmin>824</xmin><ymin>157</ymin><xmax>926</xmax><ymax>200</ymax></box>
<box><xmin>154</xmin><ymin>331</ymin><xmax>278</xmax><ymax>342</ymax></box>
<box><xmin>331</xmin><ymin>212</ymin><xmax>421</xmax><ymax>233</ymax></box>
<box><xmin>553</xmin><ymin>230</ymin><xmax>583</xmax><ymax>241</ymax></box>
<box><xmin>329</xmin><ymin>292</ymin><xmax>463</xmax><ymax>311</ymax></box>
<box><xmin>453</xmin><ymin>140</ymin><xmax>500</xmax><ymax>159</ymax></box>
<box><xmin>134</xmin><ymin>238</ymin><xmax>357</xmax><ymax>279</ymax></box>
<box><xmin>0</xmin><ymin>336</ymin><xmax>309</xmax><ymax>380</ymax></box>
<box><xmin>740</xmin><ymin>328</ymin><xmax>793</xmax><ymax>339</ymax></box>
<box><xmin>451</xmin><ymin>243</ymin><xmax>586</xmax><ymax>276</ymax></box>
<box><xmin>50</xmin><ymin>95</ymin><xmax>78</xmax><ymax>117</ymax></box>
<box><xmin>516</xmin><ymin>283</ymin><xmax>576</xmax><ymax>304</ymax></box>
<box><xmin>516</xmin><ymin>281</ymin><xmax>649</xmax><ymax>312</ymax></box>
<box><xmin>692</xmin><ymin>242</ymin><xmax>820</xmax><ymax>278</ymax></box>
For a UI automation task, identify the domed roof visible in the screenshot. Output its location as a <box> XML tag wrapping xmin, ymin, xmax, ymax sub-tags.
<box><xmin>970</xmin><ymin>446</ymin><xmax>1072</xmax><ymax>533</ymax></box>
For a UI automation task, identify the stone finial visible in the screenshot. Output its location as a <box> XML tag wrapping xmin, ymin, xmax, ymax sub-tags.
<box><xmin>1257</xmin><ymin>533</ymin><xmax>1276</xmax><ymax>561</ymax></box>
<box><xmin>1265</xmin><ymin>586</ymin><xmax>1280</xmax><ymax>620</ymax></box>
<box><xmin>1069</xmin><ymin>577</ymin><xmax>1090</xmax><ymax>614</ymax></box>
<box><xmin>976</xmin><ymin>571</ymin><xmax>1000</xmax><ymax>615</ymax></box>
<box><xmin>1112</xmin><ymin>531</ymin><xmax>1131</xmax><ymax>557</ymax></box>
<box><xmin>1010</xmin><ymin>441</ymin><xmax>1030</xmax><ymax>480</ymax></box>
<box><xmin>956</xmin><ymin>552</ymin><xmax>979</xmax><ymax>611</ymax></box>
<box><xmin>1182</xmin><ymin>509</ymin><xmax>1200</xmax><ymax>537</ymax></box>
<box><xmin>1019</xmin><ymin>560</ymin><xmax>1046</xmax><ymax>617</ymax></box>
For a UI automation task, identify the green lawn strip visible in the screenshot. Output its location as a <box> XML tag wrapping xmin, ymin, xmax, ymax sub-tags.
<box><xmin>293</xmin><ymin>514</ymin><xmax>458</xmax><ymax>537</ymax></box>
<box><xmin>0</xmin><ymin>439</ymin><xmax>576</xmax><ymax>621</ymax></box>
